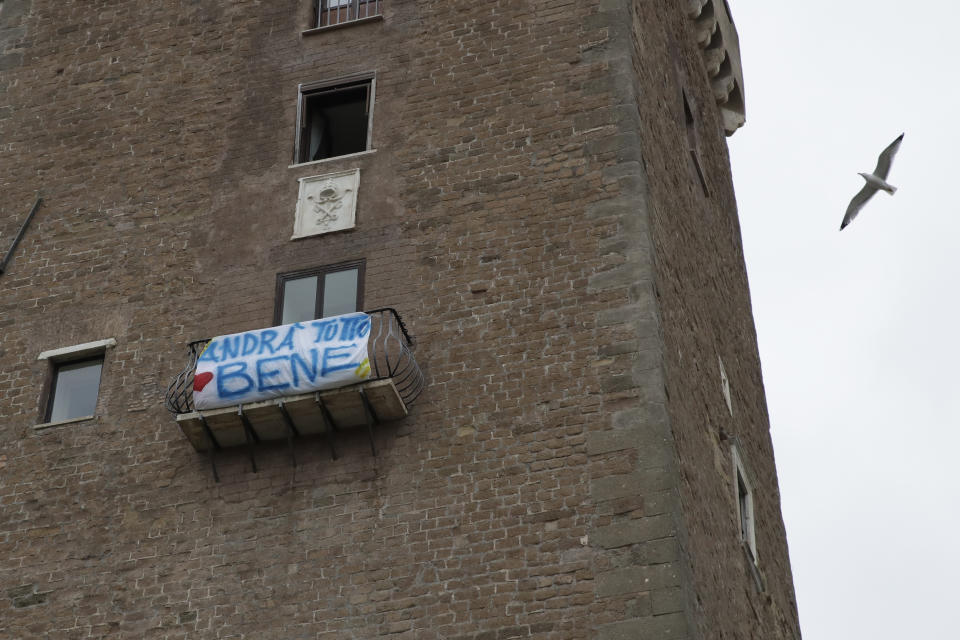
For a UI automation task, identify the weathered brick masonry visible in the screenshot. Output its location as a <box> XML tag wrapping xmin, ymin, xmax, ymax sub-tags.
<box><xmin>0</xmin><ymin>0</ymin><xmax>800</xmax><ymax>638</ymax></box>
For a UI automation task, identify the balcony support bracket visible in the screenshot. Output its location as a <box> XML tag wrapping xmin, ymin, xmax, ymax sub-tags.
<box><xmin>198</xmin><ymin>413</ymin><xmax>221</xmax><ymax>483</ymax></box>
<box><xmin>277</xmin><ymin>401</ymin><xmax>300</xmax><ymax>469</ymax></box>
<box><xmin>315</xmin><ymin>393</ymin><xmax>339</xmax><ymax>460</ymax></box>
<box><xmin>359</xmin><ymin>388</ymin><xmax>379</xmax><ymax>457</ymax></box>
<box><xmin>237</xmin><ymin>405</ymin><xmax>259</xmax><ymax>474</ymax></box>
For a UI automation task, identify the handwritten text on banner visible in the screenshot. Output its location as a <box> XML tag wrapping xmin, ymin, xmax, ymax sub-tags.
<box><xmin>193</xmin><ymin>312</ymin><xmax>371</xmax><ymax>410</ymax></box>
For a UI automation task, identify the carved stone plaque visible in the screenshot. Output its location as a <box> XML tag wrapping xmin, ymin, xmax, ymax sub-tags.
<box><xmin>292</xmin><ymin>169</ymin><xmax>360</xmax><ymax>239</ymax></box>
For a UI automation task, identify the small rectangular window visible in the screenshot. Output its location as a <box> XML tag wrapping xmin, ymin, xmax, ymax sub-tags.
<box><xmin>316</xmin><ymin>0</ymin><xmax>382</xmax><ymax>28</ymax></box>
<box><xmin>732</xmin><ymin>445</ymin><xmax>758</xmax><ymax>563</ymax></box>
<box><xmin>275</xmin><ymin>260</ymin><xmax>364</xmax><ymax>325</ymax></box>
<box><xmin>296</xmin><ymin>78</ymin><xmax>373</xmax><ymax>164</ymax></box>
<box><xmin>36</xmin><ymin>338</ymin><xmax>115</xmax><ymax>427</ymax></box>
<box><xmin>46</xmin><ymin>357</ymin><xmax>103</xmax><ymax>423</ymax></box>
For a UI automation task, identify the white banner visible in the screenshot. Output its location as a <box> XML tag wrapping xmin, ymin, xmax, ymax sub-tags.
<box><xmin>193</xmin><ymin>312</ymin><xmax>371</xmax><ymax>411</ymax></box>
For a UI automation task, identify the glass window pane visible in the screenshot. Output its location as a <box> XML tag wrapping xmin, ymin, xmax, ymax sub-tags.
<box><xmin>49</xmin><ymin>359</ymin><xmax>102</xmax><ymax>422</ymax></box>
<box><xmin>282</xmin><ymin>276</ymin><xmax>318</xmax><ymax>324</ymax></box>
<box><xmin>322</xmin><ymin>268</ymin><xmax>358</xmax><ymax>317</ymax></box>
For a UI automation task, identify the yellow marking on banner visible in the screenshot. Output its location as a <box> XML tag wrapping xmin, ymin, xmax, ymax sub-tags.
<box><xmin>355</xmin><ymin>357</ymin><xmax>371</xmax><ymax>378</ymax></box>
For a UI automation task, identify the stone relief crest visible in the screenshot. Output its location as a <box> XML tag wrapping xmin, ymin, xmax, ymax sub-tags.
<box><xmin>293</xmin><ymin>169</ymin><xmax>360</xmax><ymax>239</ymax></box>
<box><xmin>307</xmin><ymin>181</ymin><xmax>352</xmax><ymax>231</ymax></box>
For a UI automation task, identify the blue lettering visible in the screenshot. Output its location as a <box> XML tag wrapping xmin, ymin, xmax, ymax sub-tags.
<box><xmin>259</xmin><ymin>329</ymin><xmax>278</xmax><ymax>355</ymax></box>
<box><xmin>216</xmin><ymin>362</ymin><xmax>254</xmax><ymax>398</ymax></box>
<box><xmin>340</xmin><ymin>315</ymin><xmax>369</xmax><ymax>341</ymax></box>
<box><xmin>221</xmin><ymin>335</ymin><xmax>242</xmax><ymax>360</ymax></box>
<box><xmin>313</xmin><ymin>319</ymin><xmax>339</xmax><ymax>343</ymax></box>
<box><xmin>322</xmin><ymin>344</ymin><xmax>358</xmax><ymax>376</ymax></box>
<box><xmin>277</xmin><ymin>325</ymin><xmax>299</xmax><ymax>351</ymax></box>
<box><xmin>325</xmin><ymin>322</ymin><xmax>339</xmax><ymax>340</ymax></box>
<box><xmin>290</xmin><ymin>349</ymin><xmax>320</xmax><ymax>387</ymax></box>
<box><xmin>198</xmin><ymin>340</ymin><xmax>220</xmax><ymax>363</ymax></box>
<box><xmin>242</xmin><ymin>333</ymin><xmax>259</xmax><ymax>356</ymax></box>
<box><xmin>256</xmin><ymin>356</ymin><xmax>290</xmax><ymax>392</ymax></box>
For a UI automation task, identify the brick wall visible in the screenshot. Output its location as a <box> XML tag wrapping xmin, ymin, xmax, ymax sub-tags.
<box><xmin>627</xmin><ymin>1</ymin><xmax>803</xmax><ymax>638</ymax></box>
<box><xmin>0</xmin><ymin>1</ymin><xmax>799</xmax><ymax>638</ymax></box>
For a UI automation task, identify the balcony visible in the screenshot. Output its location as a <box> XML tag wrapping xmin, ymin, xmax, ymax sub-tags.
<box><xmin>165</xmin><ymin>309</ymin><xmax>423</xmax><ymax>477</ymax></box>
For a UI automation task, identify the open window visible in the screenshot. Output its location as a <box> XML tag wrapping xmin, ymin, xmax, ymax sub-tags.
<box><xmin>295</xmin><ymin>77</ymin><xmax>373</xmax><ymax>164</ymax></box>
<box><xmin>275</xmin><ymin>260</ymin><xmax>364</xmax><ymax>325</ymax></box>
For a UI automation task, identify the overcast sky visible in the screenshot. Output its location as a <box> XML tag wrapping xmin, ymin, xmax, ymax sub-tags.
<box><xmin>728</xmin><ymin>1</ymin><xmax>960</xmax><ymax>638</ymax></box>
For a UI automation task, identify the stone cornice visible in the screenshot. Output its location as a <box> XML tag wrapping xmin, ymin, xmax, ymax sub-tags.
<box><xmin>686</xmin><ymin>0</ymin><xmax>746</xmax><ymax>135</ymax></box>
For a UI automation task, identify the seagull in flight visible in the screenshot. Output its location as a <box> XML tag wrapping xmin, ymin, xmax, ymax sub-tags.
<box><xmin>840</xmin><ymin>133</ymin><xmax>904</xmax><ymax>230</ymax></box>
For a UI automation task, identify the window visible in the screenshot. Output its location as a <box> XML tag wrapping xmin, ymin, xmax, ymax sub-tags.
<box><xmin>316</xmin><ymin>0</ymin><xmax>382</xmax><ymax>28</ymax></box>
<box><xmin>682</xmin><ymin>89</ymin><xmax>709</xmax><ymax>196</ymax></box>
<box><xmin>36</xmin><ymin>338</ymin><xmax>115</xmax><ymax>426</ymax></box>
<box><xmin>717</xmin><ymin>355</ymin><xmax>732</xmax><ymax>416</ymax></box>
<box><xmin>275</xmin><ymin>260</ymin><xmax>364</xmax><ymax>325</ymax></box>
<box><xmin>295</xmin><ymin>77</ymin><xmax>373</xmax><ymax>164</ymax></box>
<box><xmin>46</xmin><ymin>358</ymin><xmax>103</xmax><ymax>423</ymax></box>
<box><xmin>732</xmin><ymin>445</ymin><xmax>758</xmax><ymax>563</ymax></box>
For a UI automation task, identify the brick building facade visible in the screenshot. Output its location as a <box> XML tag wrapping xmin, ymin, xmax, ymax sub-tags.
<box><xmin>0</xmin><ymin>0</ymin><xmax>801</xmax><ymax>638</ymax></box>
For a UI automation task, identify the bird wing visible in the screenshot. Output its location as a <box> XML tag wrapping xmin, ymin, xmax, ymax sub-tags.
<box><xmin>840</xmin><ymin>183</ymin><xmax>878</xmax><ymax>230</ymax></box>
<box><xmin>872</xmin><ymin>133</ymin><xmax>904</xmax><ymax>180</ymax></box>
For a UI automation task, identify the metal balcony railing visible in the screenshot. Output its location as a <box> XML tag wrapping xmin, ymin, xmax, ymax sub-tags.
<box><xmin>317</xmin><ymin>0</ymin><xmax>381</xmax><ymax>28</ymax></box>
<box><xmin>164</xmin><ymin>308</ymin><xmax>423</xmax><ymax>415</ymax></box>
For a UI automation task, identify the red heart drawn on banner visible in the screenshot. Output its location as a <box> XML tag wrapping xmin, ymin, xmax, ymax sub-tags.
<box><xmin>194</xmin><ymin>371</ymin><xmax>214</xmax><ymax>392</ymax></box>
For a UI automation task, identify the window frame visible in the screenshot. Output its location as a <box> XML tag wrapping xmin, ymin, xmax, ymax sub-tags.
<box><xmin>293</xmin><ymin>74</ymin><xmax>376</xmax><ymax>166</ymax></box>
<box><xmin>731</xmin><ymin>444</ymin><xmax>758</xmax><ymax>564</ymax></box>
<box><xmin>273</xmin><ymin>259</ymin><xmax>366</xmax><ymax>326</ymax></box>
<box><xmin>44</xmin><ymin>356</ymin><xmax>104</xmax><ymax>424</ymax></box>
<box><xmin>35</xmin><ymin>338</ymin><xmax>115</xmax><ymax>428</ymax></box>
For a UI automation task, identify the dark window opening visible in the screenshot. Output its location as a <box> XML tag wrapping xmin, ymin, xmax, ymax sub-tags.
<box><xmin>297</xmin><ymin>80</ymin><xmax>371</xmax><ymax>163</ymax></box>
<box><xmin>275</xmin><ymin>260</ymin><xmax>365</xmax><ymax>325</ymax></box>
<box><xmin>46</xmin><ymin>357</ymin><xmax>103</xmax><ymax>423</ymax></box>
<box><xmin>316</xmin><ymin>0</ymin><xmax>382</xmax><ymax>28</ymax></box>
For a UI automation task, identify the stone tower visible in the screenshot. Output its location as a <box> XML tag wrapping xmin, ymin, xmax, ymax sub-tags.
<box><xmin>0</xmin><ymin>0</ymin><xmax>800</xmax><ymax>638</ymax></box>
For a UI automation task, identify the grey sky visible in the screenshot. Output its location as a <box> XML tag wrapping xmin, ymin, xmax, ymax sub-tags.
<box><xmin>728</xmin><ymin>1</ymin><xmax>960</xmax><ymax>638</ymax></box>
